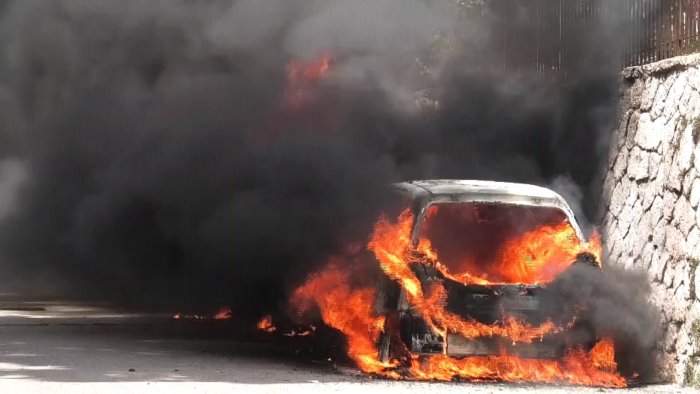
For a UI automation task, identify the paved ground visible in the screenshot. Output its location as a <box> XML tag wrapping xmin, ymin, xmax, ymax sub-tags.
<box><xmin>0</xmin><ymin>295</ymin><xmax>691</xmax><ymax>393</ymax></box>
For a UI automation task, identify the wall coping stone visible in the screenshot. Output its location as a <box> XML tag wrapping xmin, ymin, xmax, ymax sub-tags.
<box><xmin>623</xmin><ymin>53</ymin><xmax>700</xmax><ymax>81</ymax></box>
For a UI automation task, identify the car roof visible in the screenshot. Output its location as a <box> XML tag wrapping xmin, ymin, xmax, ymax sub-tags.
<box><xmin>396</xmin><ymin>179</ymin><xmax>561</xmax><ymax>199</ymax></box>
<box><xmin>393</xmin><ymin>180</ymin><xmax>585</xmax><ymax>241</ymax></box>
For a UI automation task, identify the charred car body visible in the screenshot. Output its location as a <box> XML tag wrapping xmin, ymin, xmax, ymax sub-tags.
<box><xmin>375</xmin><ymin>180</ymin><xmax>602</xmax><ymax>362</ymax></box>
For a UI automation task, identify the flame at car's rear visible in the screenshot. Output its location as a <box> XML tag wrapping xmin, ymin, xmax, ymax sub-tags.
<box><xmin>292</xmin><ymin>259</ymin><xmax>398</xmax><ymax>376</ymax></box>
<box><xmin>408</xmin><ymin>338</ymin><xmax>621</xmax><ymax>386</ymax></box>
<box><xmin>291</xmin><ymin>208</ymin><xmax>625</xmax><ymax>387</ymax></box>
<box><xmin>418</xmin><ymin>205</ymin><xmax>603</xmax><ymax>286</ymax></box>
<box><xmin>257</xmin><ymin>315</ymin><xmax>277</xmax><ymax>333</ymax></box>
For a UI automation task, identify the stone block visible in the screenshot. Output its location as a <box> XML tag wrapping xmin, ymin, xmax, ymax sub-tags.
<box><xmin>649</xmin><ymin>152</ymin><xmax>662</xmax><ymax>180</ymax></box>
<box><xmin>652</xmin><ymin>74</ymin><xmax>677</xmax><ymax>119</ymax></box>
<box><xmin>609</xmin><ymin>180</ymin><xmax>628</xmax><ymax>217</ymax></box>
<box><xmin>636</xmin><ymin>213</ymin><xmax>654</xmax><ymax>253</ymax></box>
<box><xmin>674</xmin><ymin>261</ymin><xmax>691</xmax><ymax>299</ymax></box>
<box><xmin>626</xmin><ymin>111</ymin><xmax>641</xmax><ymax>150</ymax></box>
<box><xmin>604</xmin><ymin>218</ymin><xmax>619</xmax><ymax>250</ymax></box>
<box><xmin>618</xmin><ymin>200</ymin><xmax>648</xmax><ymax>242</ymax></box>
<box><xmin>629</xmin><ymin>79</ymin><xmax>644</xmax><ymax>109</ymax></box>
<box><xmin>640</xmin><ymin>77</ymin><xmax>659</xmax><ymax>111</ymax></box>
<box><xmin>687</xmin><ymin>89</ymin><xmax>700</xmax><ymax>118</ymax></box>
<box><xmin>664</xmin><ymin>321</ymin><xmax>679</xmax><ymax>351</ymax></box>
<box><xmin>664</xmin><ymin>190</ymin><xmax>679</xmax><ymax>221</ymax></box>
<box><xmin>651</xmin><ymin>251</ymin><xmax>669</xmax><ymax>282</ymax></box>
<box><xmin>635</xmin><ymin>113</ymin><xmax>665</xmax><ymax>151</ymax></box>
<box><xmin>673</xmin><ymin>197</ymin><xmax>695</xmax><ymax>237</ymax></box>
<box><xmin>627</xmin><ymin>179</ymin><xmax>640</xmax><ymax>207</ymax></box>
<box><xmin>628</xmin><ymin>146</ymin><xmax>650</xmax><ymax>181</ymax></box>
<box><xmin>651</xmin><ymin>281</ymin><xmax>667</xmax><ymax>309</ymax></box>
<box><xmin>653</xmin><ymin>222</ymin><xmax>668</xmax><ymax>251</ymax></box>
<box><xmin>613</xmin><ymin>110</ymin><xmax>633</xmax><ymax>157</ymax></box>
<box><xmin>607</xmin><ymin>236</ymin><xmax>622</xmax><ymax>263</ymax></box>
<box><xmin>618</xmin><ymin>196</ymin><xmax>640</xmax><ymax>239</ymax></box>
<box><xmin>670</xmin><ymin>285</ymin><xmax>690</xmax><ymax>322</ymax></box>
<box><xmin>684</xmin><ymin>169</ymin><xmax>698</xmax><ymax>199</ymax></box>
<box><xmin>665</xmin><ymin>260</ymin><xmax>676</xmax><ymax>288</ymax></box>
<box><xmin>664</xmin><ymin>74</ymin><xmax>689</xmax><ymax>118</ymax></box>
<box><xmin>667</xmin><ymin>227</ymin><xmax>687</xmax><ymax>259</ymax></box>
<box><xmin>679</xmin><ymin>88</ymin><xmax>692</xmax><ymax>119</ymax></box>
<box><xmin>688</xmin><ymin>67</ymin><xmax>700</xmax><ymax>92</ymax></box>
<box><xmin>686</xmin><ymin>227</ymin><xmax>700</xmax><ymax>261</ymax></box>
<box><xmin>657</xmin><ymin>160</ymin><xmax>671</xmax><ymax>186</ymax></box>
<box><xmin>686</xmin><ymin>356</ymin><xmax>700</xmax><ymax>386</ymax></box>
<box><xmin>668</xmin><ymin>168</ymin><xmax>685</xmax><ymax>194</ymax></box>
<box><xmin>696</xmin><ymin>266</ymin><xmax>700</xmax><ymax>301</ymax></box>
<box><xmin>642</xmin><ymin>179</ymin><xmax>665</xmax><ymax>210</ymax></box>
<box><xmin>689</xmin><ymin>178</ymin><xmax>700</xmax><ymax>208</ymax></box>
<box><xmin>673</xmin><ymin>122</ymin><xmax>696</xmax><ymax>173</ymax></box>
<box><xmin>678</xmin><ymin>328</ymin><xmax>692</xmax><ymax>356</ymax></box>
<box><xmin>613</xmin><ymin>147</ymin><xmax>629</xmax><ymax>179</ymax></box>
<box><xmin>649</xmin><ymin>195</ymin><xmax>665</xmax><ymax>231</ymax></box>
<box><xmin>641</xmin><ymin>242</ymin><xmax>655</xmax><ymax>271</ymax></box>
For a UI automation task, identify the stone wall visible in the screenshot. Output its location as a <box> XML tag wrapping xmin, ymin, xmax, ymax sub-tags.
<box><xmin>600</xmin><ymin>53</ymin><xmax>700</xmax><ymax>385</ymax></box>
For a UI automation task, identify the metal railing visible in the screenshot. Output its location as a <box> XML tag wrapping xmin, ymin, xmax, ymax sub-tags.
<box><xmin>477</xmin><ymin>0</ymin><xmax>700</xmax><ymax>73</ymax></box>
<box><xmin>618</xmin><ymin>0</ymin><xmax>700</xmax><ymax>66</ymax></box>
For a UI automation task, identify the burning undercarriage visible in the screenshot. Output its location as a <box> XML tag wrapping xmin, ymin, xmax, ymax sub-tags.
<box><xmin>291</xmin><ymin>180</ymin><xmax>627</xmax><ymax>387</ymax></box>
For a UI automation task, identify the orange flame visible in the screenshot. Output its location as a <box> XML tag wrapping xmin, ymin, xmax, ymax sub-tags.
<box><xmin>284</xmin><ymin>55</ymin><xmax>334</xmax><ymax>109</ymax></box>
<box><xmin>257</xmin><ymin>315</ymin><xmax>277</xmax><ymax>333</ymax></box>
<box><xmin>173</xmin><ymin>307</ymin><xmax>233</xmax><ymax>320</ymax></box>
<box><xmin>408</xmin><ymin>344</ymin><xmax>624</xmax><ymax>387</ymax></box>
<box><xmin>410</xmin><ymin>207</ymin><xmax>603</xmax><ymax>286</ymax></box>
<box><xmin>290</xmin><ymin>208</ymin><xmax>622</xmax><ymax>387</ymax></box>
<box><xmin>255</xmin><ymin>54</ymin><xmax>338</xmax><ymax>141</ymax></box>
<box><xmin>283</xmin><ymin>325</ymin><xmax>317</xmax><ymax>337</ymax></box>
<box><xmin>213</xmin><ymin>307</ymin><xmax>233</xmax><ymax>320</ymax></box>
<box><xmin>369</xmin><ymin>210</ymin><xmax>573</xmax><ymax>342</ymax></box>
<box><xmin>291</xmin><ymin>260</ymin><xmax>398</xmax><ymax>376</ymax></box>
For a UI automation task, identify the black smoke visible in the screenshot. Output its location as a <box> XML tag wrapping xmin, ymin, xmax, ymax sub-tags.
<box><xmin>0</xmin><ymin>0</ymin><xmax>631</xmax><ymax>321</ymax></box>
<box><xmin>543</xmin><ymin>263</ymin><xmax>661</xmax><ymax>382</ymax></box>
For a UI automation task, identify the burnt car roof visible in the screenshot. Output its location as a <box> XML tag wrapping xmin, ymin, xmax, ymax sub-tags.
<box><xmin>393</xmin><ymin>180</ymin><xmax>585</xmax><ymax>242</ymax></box>
<box><xmin>395</xmin><ymin>180</ymin><xmax>564</xmax><ymax>205</ymax></box>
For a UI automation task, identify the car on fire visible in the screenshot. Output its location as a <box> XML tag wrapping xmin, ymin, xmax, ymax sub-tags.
<box><xmin>374</xmin><ymin>179</ymin><xmax>603</xmax><ymax>363</ymax></box>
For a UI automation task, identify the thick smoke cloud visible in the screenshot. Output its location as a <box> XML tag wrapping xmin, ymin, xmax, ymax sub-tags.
<box><xmin>543</xmin><ymin>264</ymin><xmax>661</xmax><ymax>381</ymax></box>
<box><xmin>0</xmin><ymin>0</ymin><xmax>627</xmax><ymax>321</ymax></box>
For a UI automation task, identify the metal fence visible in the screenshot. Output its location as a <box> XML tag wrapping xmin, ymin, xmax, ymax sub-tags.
<box><xmin>482</xmin><ymin>0</ymin><xmax>700</xmax><ymax>73</ymax></box>
<box><xmin>619</xmin><ymin>0</ymin><xmax>700</xmax><ymax>66</ymax></box>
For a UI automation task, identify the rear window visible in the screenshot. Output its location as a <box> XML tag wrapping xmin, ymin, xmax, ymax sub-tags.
<box><xmin>419</xmin><ymin>203</ymin><xmax>579</xmax><ymax>284</ymax></box>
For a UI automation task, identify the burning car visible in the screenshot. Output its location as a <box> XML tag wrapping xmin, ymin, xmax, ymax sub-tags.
<box><xmin>292</xmin><ymin>179</ymin><xmax>625</xmax><ymax>386</ymax></box>
<box><xmin>374</xmin><ymin>179</ymin><xmax>603</xmax><ymax>363</ymax></box>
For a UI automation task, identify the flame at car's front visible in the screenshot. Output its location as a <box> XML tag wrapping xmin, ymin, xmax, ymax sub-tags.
<box><xmin>291</xmin><ymin>207</ymin><xmax>624</xmax><ymax>387</ymax></box>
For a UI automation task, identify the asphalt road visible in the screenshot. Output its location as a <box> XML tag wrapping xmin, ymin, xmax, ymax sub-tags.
<box><xmin>0</xmin><ymin>295</ymin><xmax>690</xmax><ymax>393</ymax></box>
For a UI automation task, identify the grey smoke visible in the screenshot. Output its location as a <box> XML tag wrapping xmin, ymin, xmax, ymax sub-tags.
<box><xmin>0</xmin><ymin>159</ymin><xmax>26</xmax><ymax>220</ymax></box>
<box><xmin>549</xmin><ymin>175</ymin><xmax>589</xmax><ymax>234</ymax></box>
<box><xmin>543</xmin><ymin>263</ymin><xmax>661</xmax><ymax>381</ymax></box>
